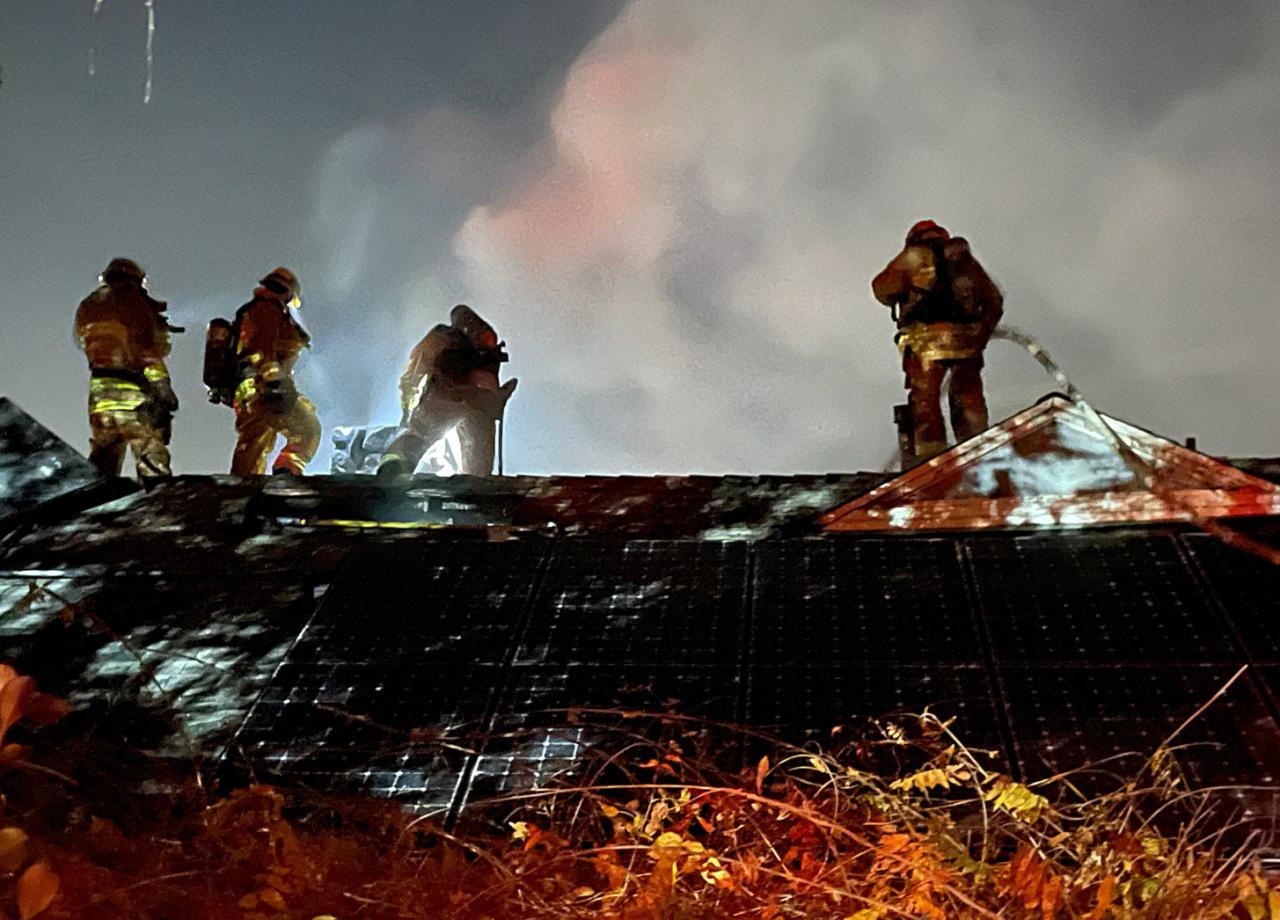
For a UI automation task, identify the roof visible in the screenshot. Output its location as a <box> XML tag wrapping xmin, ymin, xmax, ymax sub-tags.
<box><xmin>0</xmin><ymin>396</ymin><xmax>128</xmax><ymax>523</ymax></box>
<box><xmin>823</xmin><ymin>394</ymin><xmax>1280</xmax><ymax>531</ymax></box>
<box><xmin>258</xmin><ymin>470</ymin><xmax>887</xmax><ymax>538</ymax></box>
<box><xmin>1</xmin><ymin>398</ymin><xmax>1278</xmax><ymax>839</ymax></box>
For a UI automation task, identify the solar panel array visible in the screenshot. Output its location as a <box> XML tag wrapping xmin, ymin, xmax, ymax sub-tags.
<box><xmin>233</xmin><ymin>531</ymin><xmax>1280</xmax><ymax>825</ymax></box>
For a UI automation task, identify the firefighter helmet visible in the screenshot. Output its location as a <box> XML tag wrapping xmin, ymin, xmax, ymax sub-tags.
<box><xmin>259</xmin><ymin>267</ymin><xmax>301</xmax><ymax>306</ymax></box>
<box><xmin>102</xmin><ymin>258</ymin><xmax>146</xmax><ymax>286</ymax></box>
<box><xmin>906</xmin><ymin>219</ymin><xmax>950</xmax><ymax>245</ymax></box>
<box><xmin>450</xmin><ymin>304</ymin><xmax>498</xmax><ymax>350</ymax></box>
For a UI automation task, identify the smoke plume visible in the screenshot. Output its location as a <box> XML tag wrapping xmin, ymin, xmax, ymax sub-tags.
<box><xmin>309</xmin><ymin>0</ymin><xmax>1280</xmax><ymax>474</ymax></box>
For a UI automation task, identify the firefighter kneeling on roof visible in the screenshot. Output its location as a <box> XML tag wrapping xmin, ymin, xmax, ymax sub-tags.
<box><xmin>377</xmin><ymin>304</ymin><xmax>517</xmax><ymax>480</ymax></box>
<box><xmin>74</xmin><ymin>258</ymin><xmax>181</xmax><ymax>482</ymax></box>
<box><xmin>210</xmin><ymin>268</ymin><xmax>320</xmax><ymax>476</ymax></box>
<box><xmin>872</xmin><ymin>220</ymin><xmax>1004</xmax><ymax>463</ymax></box>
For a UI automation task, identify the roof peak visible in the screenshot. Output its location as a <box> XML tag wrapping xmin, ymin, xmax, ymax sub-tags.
<box><xmin>823</xmin><ymin>394</ymin><xmax>1280</xmax><ymax>532</ymax></box>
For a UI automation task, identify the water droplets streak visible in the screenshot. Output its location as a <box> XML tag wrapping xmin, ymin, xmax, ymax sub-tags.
<box><xmin>87</xmin><ymin>0</ymin><xmax>156</xmax><ymax>104</ymax></box>
<box><xmin>143</xmin><ymin>0</ymin><xmax>156</xmax><ymax>104</ymax></box>
<box><xmin>88</xmin><ymin>0</ymin><xmax>107</xmax><ymax>77</ymax></box>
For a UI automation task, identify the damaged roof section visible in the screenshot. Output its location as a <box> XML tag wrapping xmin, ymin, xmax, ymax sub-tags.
<box><xmin>823</xmin><ymin>395</ymin><xmax>1280</xmax><ymax>531</ymax></box>
<box><xmin>2</xmin><ymin>475</ymin><xmax>353</xmax><ymax>576</ymax></box>
<box><xmin>254</xmin><ymin>470</ymin><xmax>887</xmax><ymax>539</ymax></box>
<box><xmin>0</xmin><ymin>397</ymin><xmax>120</xmax><ymax>523</ymax></box>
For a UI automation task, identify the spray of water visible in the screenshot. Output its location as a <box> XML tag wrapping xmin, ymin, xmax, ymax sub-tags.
<box><xmin>87</xmin><ymin>0</ymin><xmax>157</xmax><ymax>104</ymax></box>
<box><xmin>992</xmin><ymin>325</ymin><xmax>1154</xmax><ymax>487</ymax></box>
<box><xmin>993</xmin><ymin>324</ymin><xmax>1280</xmax><ymax>565</ymax></box>
<box><xmin>143</xmin><ymin>0</ymin><xmax>156</xmax><ymax>105</ymax></box>
<box><xmin>88</xmin><ymin>0</ymin><xmax>107</xmax><ymax>77</ymax></box>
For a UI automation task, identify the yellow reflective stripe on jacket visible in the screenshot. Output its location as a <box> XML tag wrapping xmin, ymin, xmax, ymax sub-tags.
<box><xmin>91</xmin><ymin>399</ymin><xmax>148</xmax><ymax>414</ymax></box>
<box><xmin>235</xmin><ymin>377</ymin><xmax>258</xmax><ymax>402</ymax></box>
<box><xmin>90</xmin><ymin>377</ymin><xmax>143</xmax><ymax>392</ymax></box>
<box><xmin>89</xmin><ymin>376</ymin><xmax>149</xmax><ymax>413</ymax></box>
<box><xmin>143</xmin><ymin>365</ymin><xmax>170</xmax><ymax>382</ymax></box>
<box><xmin>91</xmin><ymin>394</ymin><xmax>149</xmax><ymax>412</ymax></box>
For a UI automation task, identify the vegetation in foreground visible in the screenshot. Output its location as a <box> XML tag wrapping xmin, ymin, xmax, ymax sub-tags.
<box><xmin>0</xmin><ymin>664</ymin><xmax>1277</xmax><ymax>919</ymax></box>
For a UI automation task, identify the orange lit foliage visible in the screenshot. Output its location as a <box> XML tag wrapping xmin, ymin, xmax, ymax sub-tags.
<box><xmin>0</xmin><ymin>672</ymin><xmax>1277</xmax><ymax>919</ymax></box>
<box><xmin>0</xmin><ymin>665</ymin><xmax>69</xmax><ymax>920</ymax></box>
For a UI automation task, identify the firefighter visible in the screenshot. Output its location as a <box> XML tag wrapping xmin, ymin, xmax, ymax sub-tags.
<box><xmin>872</xmin><ymin>220</ymin><xmax>1004</xmax><ymax>462</ymax></box>
<box><xmin>229</xmin><ymin>268</ymin><xmax>320</xmax><ymax>476</ymax></box>
<box><xmin>377</xmin><ymin>304</ymin><xmax>517</xmax><ymax>479</ymax></box>
<box><xmin>74</xmin><ymin>258</ymin><xmax>179</xmax><ymax>481</ymax></box>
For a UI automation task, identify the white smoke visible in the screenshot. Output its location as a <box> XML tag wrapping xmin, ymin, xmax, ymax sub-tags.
<box><xmin>310</xmin><ymin>0</ymin><xmax>1280</xmax><ymax>475</ymax></box>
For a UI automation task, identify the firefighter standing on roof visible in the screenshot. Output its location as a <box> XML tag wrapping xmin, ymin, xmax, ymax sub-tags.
<box><xmin>872</xmin><ymin>220</ymin><xmax>1004</xmax><ymax>462</ymax></box>
<box><xmin>229</xmin><ymin>268</ymin><xmax>321</xmax><ymax>476</ymax></box>
<box><xmin>377</xmin><ymin>304</ymin><xmax>517</xmax><ymax>479</ymax></box>
<box><xmin>74</xmin><ymin>258</ymin><xmax>179</xmax><ymax>481</ymax></box>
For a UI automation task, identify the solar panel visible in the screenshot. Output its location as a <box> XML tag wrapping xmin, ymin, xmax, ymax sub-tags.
<box><xmin>752</xmin><ymin>539</ymin><xmax>983</xmax><ymax>664</ymax></box>
<box><xmin>223</xmin><ymin>528</ymin><xmax>1280</xmax><ymax>819</ymax></box>
<box><xmin>466</xmin><ymin>664</ymin><xmax>741</xmax><ymax>803</ymax></box>
<box><xmin>292</xmin><ymin>541</ymin><xmax>547</xmax><ymax>666</ymax></box>
<box><xmin>967</xmin><ymin>534</ymin><xmax>1239</xmax><ymax>663</ymax></box>
<box><xmin>998</xmin><ymin>664</ymin><xmax>1280</xmax><ymax>787</ymax></box>
<box><xmin>236</xmin><ymin>660</ymin><xmax>502</xmax><ymax>806</ymax></box>
<box><xmin>745</xmin><ymin>663</ymin><xmax>1001</xmax><ymax>751</ymax></box>
<box><xmin>230</xmin><ymin>542</ymin><xmax>549</xmax><ymax>805</ymax></box>
<box><xmin>1180</xmin><ymin>534</ymin><xmax>1280</xmax><ymax>663</ymax></box>
<box><xmin>515</xmin><ymin>541</ymin><xmax>748</xmax><ymax>667</ymax></box>
<box><xmin>1255</xmin><ymin>666</ymin><xmax>1280</xmax><ymax>714</ymax></box>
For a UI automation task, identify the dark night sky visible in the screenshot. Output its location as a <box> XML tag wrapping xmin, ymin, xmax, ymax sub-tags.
<box><xmin>2</xmin><ymin>1</ymin><xmax>1279</xmax><ymax>475</ymax></box>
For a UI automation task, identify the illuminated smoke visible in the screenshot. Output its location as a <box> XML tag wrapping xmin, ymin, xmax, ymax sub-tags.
<box><xmin>309</xmin><ymin>0</ymin><xmax>1280</xmax><ymax>475</ymax></box>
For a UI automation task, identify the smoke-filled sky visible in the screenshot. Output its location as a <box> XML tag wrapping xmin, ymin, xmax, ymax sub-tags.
<box><xmin>3</xmin><ymin>0</ymin><xmax>1279</xmax><ymax>476</ymax></box>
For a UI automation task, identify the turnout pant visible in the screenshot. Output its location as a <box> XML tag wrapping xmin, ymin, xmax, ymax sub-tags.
<box><xmin>231</xmin><ymin>392</ymin><xmax>321</xmax><ymax>476</ymax></box>
<box><xmin>380</xmin><ymin>390</ymin><xmax>497</xmax><ymax>476</ymax></box>
<box><xmin>903</xmin><ymin>352</ymin><xmax>988</xmax><ymax>461</ymax></box>
<box><xmin>87</xmin><ymin>377</ymin><xmax>171</xmax><ymax>480</ymax></box>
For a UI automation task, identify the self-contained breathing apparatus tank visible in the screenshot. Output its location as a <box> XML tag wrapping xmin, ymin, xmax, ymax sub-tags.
<box><xmin>203</xmin><ymin>317</ymin><xmax>236</xmax><ymax>406</ymax></box>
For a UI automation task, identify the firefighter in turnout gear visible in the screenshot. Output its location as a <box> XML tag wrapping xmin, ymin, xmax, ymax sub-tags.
<box><xmin>229</xmin><ymin>268</ymin><xmax>321</xmax><ymax>476</ymax></box>
<box><xmin>377</xmin><ymin>304</ymin><xmax>517</xmax><ymax>479</ymax></box>
<box><xmin>74</xmin><ymin>258</ymin><xmax>179</xmax><ymax>481</ymax></box>
<box><xmin>872</xmin><ymin>220</ymin><xmax>1004</xmax><ymax>462</ymax></box>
